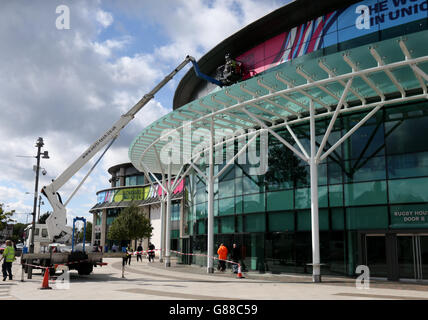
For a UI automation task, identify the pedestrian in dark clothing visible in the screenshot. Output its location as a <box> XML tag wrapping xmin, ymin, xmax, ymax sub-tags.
<box><xmin>136</xmin><ymin>243</ymin><xmax>143</xmax><ymax>262</ymax></box>
<box><xmin>231</xmin><ymin>243</ymin><xmax>241</xmax><ymax>273</ymax></box>
<box><xmin>148</xmin><ymin>243</ymin><xmax>155</xmax><ymax>262</ymax></box>
<box><xmin>126</xmin><ymin>245</ymin><xmax>132</xmax><ymax>265</ymax></box>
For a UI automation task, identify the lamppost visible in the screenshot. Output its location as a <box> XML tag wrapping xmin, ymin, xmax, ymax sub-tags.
<box><xmin>29</xmin><ymin>137</ymin><xmax>49</xmax><ymax>254</ymax></box>
<box><xmin>37</xmin><ymin>195</ymin><xmax>44</xmax><ymax>223</ymax></box>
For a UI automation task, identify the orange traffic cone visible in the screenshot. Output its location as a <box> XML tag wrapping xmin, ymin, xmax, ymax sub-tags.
<box><xmin>237</xmin><ymin>265</ymin><xmax>244</xmax><ymax>279</ymax></box>
<box><xmin>40</xmin><ymin>268</ymin><xmax>52</xmax><ymax>290</ymax></box>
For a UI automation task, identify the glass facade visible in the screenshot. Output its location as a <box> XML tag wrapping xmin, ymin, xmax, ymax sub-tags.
<box><xmin>183</xmin><ymin>100</ymin><xmax>428</xmax><ymax>277</ymax></box>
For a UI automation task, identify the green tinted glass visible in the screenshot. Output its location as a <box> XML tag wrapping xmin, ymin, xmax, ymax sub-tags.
<box><xmin>268</xmin><ymin>212</ymin><xmax>294</xmax><ymax>232</ymax></box>
<box><xmin>346</xmin><ymin>206</ymin><xmax>388</xmax><ymax>230</ymax></box>
<box><xmin>329</xmin><ymin>184</ymin><xmax>343</xmax><ymax>207</ymax></box>
<box><xmin>389</xmin><ymin>177</ymin><xmax>428</xmax><ymax>204</ymax></box>
<box><xmin>245</xmin><ymin>214</ymin><xmax>266</xmax><ymax>232</ymax></box>
<box><xmin>266</xmin><ymin>190</ymin><xmax>293</xmax><ymax>211</ymax></box>
<box><xmin>295</xmin><ymin>188</ymin><xmax>310</xmax><ymax>209</ymax></box>
<box><xmin>221</xmin><ymin>216</ymin><xmax>235</xmax><ymax>233</ymax></box>
<box><xmin>244</xmin><ymin>194</ymin><xmax>265</xmax><ymax>213</ymax></box>
<box><xmin>219</xmin><ymin>197</ymin><xmax>235</xmax><ymax>216</ymax></box>
<box><xmin>344</xmin><ymin>181</ymin><xmax>387</xmax><ymax>206</ymax></box>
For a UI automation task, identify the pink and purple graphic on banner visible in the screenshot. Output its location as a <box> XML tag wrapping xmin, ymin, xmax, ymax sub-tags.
<box><xmin>157</xmin><ymin>179</ymin><xmax>184</xmax><ymax>197</ymax></box>
<box><xmin>236</xmin><ymin>11</ymin><xmax>339</xmax><ymax>79</ymax></box>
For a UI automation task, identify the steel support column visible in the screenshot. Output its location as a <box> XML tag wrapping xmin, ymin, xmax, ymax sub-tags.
<box><xmin>165</xmin><ymin>163</ymin><xmax>172</xmax><ymax>267</ymax></box>
<box><xmin>159</xmin><ymin>181</ymin><xmax>165</xmax><ymax>263</ymax></box>
<box><xmin>309</xmin><ymin>100</ymin><xmax>321</xmax><ymax>283</ymax></box>
<box><xmin>207</xmin><ymin>118</ymin><xmax>215</xmax><ymax>273</ymax></box>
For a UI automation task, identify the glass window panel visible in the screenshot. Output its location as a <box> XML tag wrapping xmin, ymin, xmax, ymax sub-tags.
<box><xmin>243</xmin><ymin>194</ymin><xmax>265</xmax><ymax>213</ymax></box>
<box><xmin>136</xmin><ymin>175</ymin><xmax>145</xmax><ymax>185</ymax></box>
<box><xmin>214</xmin><ymin>200</ymin><xmax>219</xmax><ymax>217</ymax></box>
<box><xmin>386</xmin><ymin>104</ymin><xmax>428</xmax><ymax>155</ymax></box>
<box><xmin>235</xmin><ymin>177</ymin><xmax>243</xmax><ymax>196</ymax></box>
<box><xmin>295</xmin><ymin>188</ymin><xmax>310</xmax><ymax>209</ymax></box>
<box><xmin>296</xmin><ymin>166</ymin><xmax>310</xmax><ymax>188</ymax></box>
<box><xmin>317</xmin><ymin>186</ymin><xmax>328</xmax><ymax>208</ymax></box>
<box><xmin>346</xmin><ymin>206</ymin><xmax>388</xmax><ymax>230</ymax></box>
<box><xmin>196</xmin><ymin>203</ymin><xmax>207</xmax><ymax>219</ymax></box>
<box><xmin>236</xmin><ymin>196</ymin><xmax>243</xmax><ymax>214</ymax></box>
<box><xmin>235</xmin><ymin>164</ymin><xmax>243</xmax><ymax>177</ymax></box>
<box><xmin>129</xmin><ymin>176</ymin><xmax>137</xmax><ymax>186</ymax></box>
<box><xmin>243</xmin><ymin>175</ymin><xmax>264</xmax><ymax>194</ymax></box>
<box><xmin>266</xmin><ymin>190</ymin><xmax>293</xmax><ymax>211</ymax></box>
<box><xmin>197</xmin><ymin>220</ymin><xmax>206</xmax><ymax>234</ymax></box>
<box><xmin>318</xmin><ymin>163</ymin><xmax>327</xmax><ymax>186</ymax></box>
<box><xmin>344</xmin><ymin>181</ymin><xmax>387</xmax><ymax>206</ymax></box>
<box><xmin>245</xmin><ymin>214</ymin><xmax>266</xmax><ymax>232</ymax></box>
<box><xmin>195</xmin><ymin>189</ymin><xmax>206</xmax><ymax>204</ymax></box>
<box><xmin>297</xmin><ymin>209</ymin><xmax>329</xmax><ymax>231</ymax></box>
<box><xmin>328</xmin><ymin>160</ymin><xmax>343</xmax><ymax>184</ymax></box>
<box><xmin>219</xmin><ymin>197</ymin><xmax>234</xmax><ymax>216</ymax></box>
<box><xmin>388</xmin><ymin>152</ymin><xmax>428</xmax><ymax>179</ymax></box>
<box><xmin>218</xmin><ymin>163</ymin><xmax>235</xmax><ymax>181</ymax></box>
<box><xmin>237</xmin><ymin>215</ymin><xmax>243</xmax><ymax>232</ymax></box>
<box><xmin>344</xmin><ymin>156</ymin><xmax>386</xmax><ymax>183</ymax></box>
<box><xmin>389</xmin><ymin>177</ymin><xmax>428</xmax><ymax>204</ymax></box>
<box><xmin>331</xmin><ymin>208</ymin><xmax>345</xmax><ymax>230</ymax></box>
<box><xmin>268</xmin><ymin>212</ymin><xmax>294</xmax><ymax>232</ymax></box>
<box><xmin>218</xmin><ymin>180</ymin><xmax>235</xmax><ymax>199</ymax></box>
<box><xmin>220</xmin><ymin>216</ymin><xmax>235</xmax><ymax>233</ymax></box>
<box><xmin>214</xmin><ymin>218</ymin><xmax>219</xmax><ymax>234</ymax></box>
<box><xmin>343</xmin><ymin>112</ymin><xmax>385</xmax><ymax>160</ymax></box>
<box><xmin>329</xmin><ymin>184</ymin><xmax>343</xmax><ymax>207</ymax></box>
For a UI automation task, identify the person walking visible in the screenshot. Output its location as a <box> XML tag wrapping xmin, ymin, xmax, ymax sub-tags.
<box><xmin>136</xmin><ymin>243</ymin><xmax>143</xmax><ymax>262</ymax></box>
<box><xmin>217</xmin><ymin>243</ymin><xmax>228</xmax><ymax>272</ymax></box>
<box><xmin>126</xmin><ymin>244</ymin><xmax>132</xmax><ymax>266</ymax></box>
<box><xmin>148</xmin><ymin>242</ymin><xmax>155</xmax><ymax>262</ymax></box>
<box><xmin>1</xmin><ymin>240</ymin><xmax>15</xmax><ymax>281</ymax></box>
<box><xmin>231</xmin><ymin>243</ymin><xmax>241</xmax><ymax>274</ymax></box>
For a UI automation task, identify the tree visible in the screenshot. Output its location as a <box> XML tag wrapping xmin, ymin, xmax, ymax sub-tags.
<box><xmin>108</xmin><ymin>205</ymin><xmax>152</xmax><ymax>242</ymax></box>
<box><xmin>11</xmin><ymin>223</ymin><xmax>28</xmax><ymax>244</ymax></box>
<box><xmin>38</xmin><ymin>211</ymin><xmax>51</xmax><ymax>224</ymax></box>
<box><xmin>77</xmin><ymin>221</ymin><xmax>92</xmax><ymax>242</ymax></box>
<box><xmin>0</xmin><ymin>204</ymin><xmax>15</xmax><ymax>231</ymax></box>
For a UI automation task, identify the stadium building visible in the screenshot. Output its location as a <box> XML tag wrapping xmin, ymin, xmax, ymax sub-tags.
<box><xmin>96</xmin><ymin>0</ymin><xmax>428</xmax><ymax>281</ymax></box>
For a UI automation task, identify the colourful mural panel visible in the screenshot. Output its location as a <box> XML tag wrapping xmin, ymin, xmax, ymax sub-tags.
<box><xmin>96</xmin><ymin>178</ymin><xmax>185</xmax><ymax>204</ymax></box>
<box><xmin>237</xmin><ymin>0</ymin><xmax>428</xmax><ymax>79</ymax></box>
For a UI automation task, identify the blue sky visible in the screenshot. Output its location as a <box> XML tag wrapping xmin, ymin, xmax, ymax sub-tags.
<box><xmin>0</xmin><ymin>0</ymin><xmax>290</xmax><ymax>225</ymax></box>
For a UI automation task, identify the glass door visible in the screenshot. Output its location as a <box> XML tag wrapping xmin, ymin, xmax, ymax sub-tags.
<box><xmin>364</xmin><ymin>234</ymin><xmax>387</xmax><ymax>278</ymax></box>
<box><xmin>397</xmin><ymin>234</ymin><xmax>428</xmax><ymax>280</ymax></box>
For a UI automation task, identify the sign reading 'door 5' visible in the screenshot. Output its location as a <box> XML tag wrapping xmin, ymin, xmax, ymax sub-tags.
<box><xmin>391</xmin><ymin>204</ymin><xmax>428</xmax><ymax>228</ymax></box>
<box><xmin>237</xmin><ymin>0</ymin><xmax>427</xmax><ymax>79</ymax></box>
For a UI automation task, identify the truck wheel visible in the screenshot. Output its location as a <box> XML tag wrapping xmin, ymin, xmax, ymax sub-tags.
<box><xmin>77</xmin><ymin>263</ymin><xmax>93</xmax><ymax>275</ymax></box>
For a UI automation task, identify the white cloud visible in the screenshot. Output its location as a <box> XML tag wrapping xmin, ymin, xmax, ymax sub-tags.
<box><xmin>96</xmin><ymin>10</ymin><xmax>114</xmax><ymax>28</ymax></box>
<box><xmin>0</xmin><ymin>0</ymin><xmax>286</xmax><ymax>226</ymax></box>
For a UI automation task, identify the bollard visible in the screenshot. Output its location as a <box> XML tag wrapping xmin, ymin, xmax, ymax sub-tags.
<box><xmin>21</xmin><ymin>266</ymin><xmax>25</xmax><ymax>282</ymax></box>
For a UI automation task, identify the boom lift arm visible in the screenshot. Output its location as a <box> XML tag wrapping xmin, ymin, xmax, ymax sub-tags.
<box><xmin>42</xmin><ymin>55</ymin><xmax>212</xmax><ymax>243</ymax></box>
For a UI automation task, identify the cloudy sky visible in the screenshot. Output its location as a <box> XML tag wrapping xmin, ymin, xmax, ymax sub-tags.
<box><xmin>0</xmin><ymin>0</ymin><xmax>289</xmax><ymax>225</ymax></box>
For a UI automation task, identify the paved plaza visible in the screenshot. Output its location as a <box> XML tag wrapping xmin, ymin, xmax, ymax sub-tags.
<box><xmin>2</xmin><ymin>257</ymin><xmax>428</xmax><ymax>300</ymax></box>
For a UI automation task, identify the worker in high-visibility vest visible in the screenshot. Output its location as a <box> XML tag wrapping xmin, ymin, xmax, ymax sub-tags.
<box><xmin>1</xmin><ymin>240</ymin><xmax>15</xmax><ymax>281</ymax></box>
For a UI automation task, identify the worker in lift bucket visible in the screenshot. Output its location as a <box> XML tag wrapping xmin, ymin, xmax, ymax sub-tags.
<box><xmin>222</xmin><ymin>53</ymin><xmax>242</xmax><ymax>85</ymax></box>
